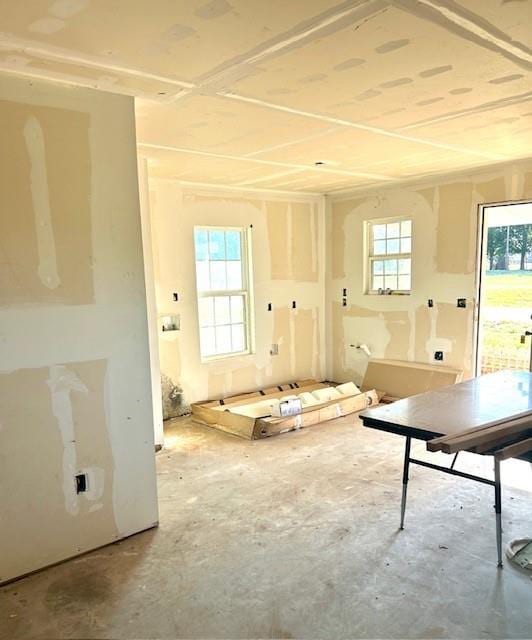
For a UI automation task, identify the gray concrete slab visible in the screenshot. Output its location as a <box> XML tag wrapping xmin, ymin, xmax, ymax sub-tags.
<box><xmin>1</xmin><ymin>415</ymin><xmax>531</xmax><ymax>639</ymax></box>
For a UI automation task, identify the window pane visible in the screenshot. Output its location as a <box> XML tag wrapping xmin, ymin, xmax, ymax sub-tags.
<box><xmin>231</xmin><ymin>324</ymin><xmax>245</xmax><ymax>352</ymax></box>
<box><xmin>225</xmin><ymin>231</ymin><xmax>241</xmax><ymax>260</ymax></box>
<box><xmin>398</xmin><ymin>258</ymin><xmax>411</xmax><ymax>275</ymax></box>
<box><xmin>200</xmin><ymin>327</ymin><xmax>216</xmax><ymax>357</ymax></box>
<box><xmin>209</xmin><ymin>261</ymin><xmax>226</xmax><ymax>290</ymax></box>
<box><xmin>387</xmin><ymin>238</ymin><xmax>400</xmax><ymax>254</ymax></box>
<box><xmin>401</xmin><ymin>220</ymin><xmax>412</xmax><ymax>237</ymax></box>
<box><xmin>401</xmin><ymin>237</ymin><xmax>411</xmax><ymax>253</ymax></box>
<box><xmin>386</xmin><ymin>222</ymin><xmax>400</xmax><ymax>238</ymax></box>
<box><xmin>230</xmin><ymin>295</ymin><xmax>244</xmax><ymax>323</ymax></box>
<box><xmin>209</xmin><ymin>230</ymin><xmax>226</xmax><ymax>260</ymax></box>
<box><xmin>373</xmin><ymin>275</ymin><xmax>384</xmax><ymax>290</ymax></box>
<box><xmin>373</xmin><ymin>260</ymin><xmax>384</xmax><ymax>275</ymax></box>
<box><xmin>214</xmin><ymin>296</ymin><xmax>230</xmax><ymax>325</ymax></box>
<box><xmin>373</xmin><ymin>239</ymin><xmax>386</xmax><ymax>255</ymax></box>
<box><xmin>398</xmin><ymin>274</ymin><xmax>411</xmax><ymax>290</ymax></box>
<box><xmin>226</xmin><ymin>261</ymin><xmax>243</xmax><ymax>289</ymax></box>
<box><xmin>373</xmin><ymin>224</ymin><xmax>386</xmax><ymax>240</ymax></box>
<box><xmin>385</xmin><ymin>275</ymin><xmax>397</xmax><ymax>289</ymax></box>
<box><xmin>196</xmin><ymin>261</ymin><xmax>210</xmax><ymax>291</ymax></box>
<box><xmin>194</xmin><ymin>229</ymin><xmax>209</xmax><ymax>261</ymax></box>
<box><xmin>215</xmin><ymin>325</ymin><xmax>231</xmax><ymax>354</ymax></box>
<box><xmin>384</xmin><ymin>259</ymin><xmax>397</xmax><ymax>274</ymax></box>
<box><xmin>198</xmin><ymin>297</ymin><xmax>214</xmax><ymax>327</ymax></box>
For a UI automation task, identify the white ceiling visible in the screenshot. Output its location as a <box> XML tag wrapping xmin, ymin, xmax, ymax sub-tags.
<box><xmin>0</xmin><ymin>0</ymin><xmax>531</xmax><ymax>194</ymax></box>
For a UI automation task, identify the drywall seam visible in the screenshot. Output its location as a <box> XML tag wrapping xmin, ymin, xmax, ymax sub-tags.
<box><xmin>0</xmin><ymin>35</ymin><xmax>195</xmax><ymax>89</ymax></box>
<box><xmin>138</xmin><ymin>142</ymin><xmax>394</xmax><ymax>180</ymax></box>
<box><xmin>147</xmin><ymin>175</ymin><xmax>322</xmax><ymax>200</ymax></box>
<box><xmin>196</xmin><ymin>0</ymin><xmax>388</xmax><ymax>90</ymax></box>
<box><xmin>47</xmin><ymin>365</ymin><xmax>88</xmax><ymax>516</ymax></box>
<box><xmin>328</xmin><ymin>159</ymin><xmax>532</xmax><ymax>201</ymax></box>
<box><xmin>24</xmin><ymin>115</ymin><xmax>60</xmax><ymax>290</ymax></box>
<box><xmin>236</xmin><ymin>168</ymin><xmax>305</xmax><ymax>187</ymax></box>
<box><xmin>243</xmin><ymin>126</ymin><xmax>342</xmax><ymax>158</ymax></box>
<box><xmin>223</xmin><ymin>93</ymin><xmax>504</xmax><ymax>161</ymax></box>
<box><xmin>399</xmin><ymin>91</ymin><xmax>532</xmax><ymax>131</ymax></box>
<box><xmin>393</xmin><ymin>0</ymin><xmax>532</xmax><ymax>69</ymax></box>
<box><xmin>138</xmin><ymin>157</ymin><xmax>164</xmax><ymax>448</ymax></box>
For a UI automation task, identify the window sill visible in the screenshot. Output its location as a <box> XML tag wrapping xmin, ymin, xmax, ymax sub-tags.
<box><xmin>365</xmin><ymin>291</ymin><xmax>411</xmax><ymax>296</ymax></box>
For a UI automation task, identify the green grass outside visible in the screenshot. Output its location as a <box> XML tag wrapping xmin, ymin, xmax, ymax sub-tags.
<box><xmin>483</xmin><ymin>270</ymin><xmax>532</xmax><ymax>308</ymax></box>
<box><xmin>481</xmin><ymin>271</ymin><xmax>531</xmax><ymax>362</ymax></box>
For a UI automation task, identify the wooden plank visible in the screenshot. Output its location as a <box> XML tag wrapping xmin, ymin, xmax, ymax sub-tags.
<box><xmin>361</xmin><ymin>359</ymin><xmax>462</xmax><ymax>398</ymax></box>
<box><xmin>428</xmin><ymin>415</ymin><xmax>532</xmax><ymax>454</ymax></box>
<box><xmin>427</xmin><ymin>409</ymin><xmax>532</xmax><ymax>451</ymax></box>
<box><xmin>494</xmin><ymin>436</ymin><xmax>532</xmax><ymax>461</ymax></box>
<box><xmin>252</xmin><ymin>390</ymin><xmax>379</xmax><ymax>439</ymax></box>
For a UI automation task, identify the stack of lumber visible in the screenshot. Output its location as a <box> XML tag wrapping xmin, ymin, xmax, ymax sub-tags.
<box><xmin>427</xmin><ymin>409</ymin><xmax>532</xmax><ymax>459</ymax></box>
<box><xmin>192</xmin><ymin>379</ymin><xmax>378</xmax><ymax>440</ymax></box>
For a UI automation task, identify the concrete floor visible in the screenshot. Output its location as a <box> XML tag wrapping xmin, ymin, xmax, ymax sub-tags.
<box><xmin>1</xmin><ymin>414</ymin><xmax>532</xmax><ymax>639</ymax></box>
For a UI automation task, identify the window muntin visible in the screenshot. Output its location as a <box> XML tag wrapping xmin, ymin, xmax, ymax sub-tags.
<box><xmin>194</xmin><ymin>227</ymin><xmax>252</xmax><ymax>359</ymax></box>
<box><xmin>368</xmin><ymin>219</ymin><xmax>412</xmax><ymax>293</ymax></box>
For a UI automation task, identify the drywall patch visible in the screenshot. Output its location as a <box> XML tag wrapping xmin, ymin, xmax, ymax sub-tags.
<box><xmin>48</xmin><ymin>365</ymin><xmax>89</xmax><ymax>516</ymax></box>
<box><xmin>375</xmin><ymin>39</ymin><xmax>410</xmax><ymax>53</ymax></box>
<box><xmin>28</xmin><ymin>17</ymin><xmax>66</xmax><ymax>34</ymax></box>
<box><xmin>334</xmin><ymin>58</ymin><xmax>365</xmax><ymax>71</ymax></box>
<box><xmin>292</xmin><ymin>202</ymin><xmax>318</xmax><ymax>282</ymax></box>
<box><xmin>49</xmin><ymin>0</ymin><xmax>90</xmax><ymax>18</ymax></box>
<box><xmin>382</xmin><ymin>311</ymin><xmax>410</xmax><ymax>360</ymax></box>
<box><xmin>163</xmin><ymin>24</ymin><xmax>197</xmax><ymax>42</ymax></box>
<box><xmin>0</xmin><ymin>360</ymin><xmax>117</xmax><ymax>582</ymax></box>
<box><xmin>0</xmin><ymin>100</ymin><xmax>93</xmax><ymax>306</ymax></box>
<box><xmin>380</xmin><ymin>77</ymin><xmax>412</xmax><ymax>89</ymax></box>
<box><xmin>294</xmin><ymin>309</ymin><xmax>315</xmax><ymax>378</ymax></box>
<box><xmin>266</xmin><ymin>201</ymin><xmax>290</xmax><ymax>280</ymax></box>
<box><xmin>330</xmin><ymin>197</ymin><xmax>367</xmax><ymax>279</ymax></box>
<box><xmin>419</xmin><ymin>65</ymin><xmax>453</xmax><ymax>78</ymax></box>
<box><xmin>449</xmin><ymin>87</ymin><xmax>472</xmax><ymax>95</ymax></box>
<box><xmin>161</xmin><ymin>373</ymin><xmax>188</xmax><ymax>419</ymax></box>
<box><xmin>475</xmin><ymin>177</ymin><xmax>506</xmax><ymax>204</ymax></box>
<box><xmin>489</xmin><ymin>74</ymin><xmax>524</xmax><ymax>84</ymax></box>
<box><xmin>194</xmin><ymin>0</ymin><xmax>233</xmax><ymax>20</ymax></box>
<box><xmin>436</xmin><ymin>182</ymin><xmax>474</xmax><ymax>274</ymax></box>
<box><xmin>24</xmin><ymin>116</ymin><xmax>60</xmax><ymax>290</ymax></box>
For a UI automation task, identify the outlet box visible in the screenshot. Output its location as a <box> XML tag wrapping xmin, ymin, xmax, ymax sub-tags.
<box><xmin>434</xmin><ymin>351</ymin><xmax>444</xmax><ymax>361</ymax></box>
<box><xmin>75</xmin><ymin>473</ymin><xmax>88</xmax><ymax>494</ymax></box>
<box><xmin>457</xmin><ymin>298</ymin><xmax>466</xmax><ymax>308</ymax></box>
<box><xmin>428</xmin><ymin>299</ymin><xmax>434</xmax><ymax>308</ymax></box>
<box><xmin>172</xmin><ymin>292</ymin><xmax>179</xmax><ymax>302</ymax></box>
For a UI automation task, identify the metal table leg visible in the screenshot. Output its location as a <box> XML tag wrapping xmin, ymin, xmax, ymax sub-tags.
<box><xmin>400</xmin><ymin>436</ymin><xmax>412</xmax><ymax>530</ymax></box>
<box><xmin>494</xmin><ymin>458</ymin><xmax>503</xmax><ymax>568</ymax></box>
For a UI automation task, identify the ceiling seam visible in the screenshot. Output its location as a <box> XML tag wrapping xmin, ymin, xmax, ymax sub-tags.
<box><xmin>137</xmin><ymin>142</ymin><xmax>395</xmax><ymax>181</ymax></box>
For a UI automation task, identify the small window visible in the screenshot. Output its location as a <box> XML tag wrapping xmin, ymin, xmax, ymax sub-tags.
<box><xmin>194</xmin><ymin>226</ymin><xmax>253</xmax><ymax>360</ymax></box>
<box><xmin>367</xmin><ymin>218</ymin><xmax>412</xmax><ymax>293</ymax></box>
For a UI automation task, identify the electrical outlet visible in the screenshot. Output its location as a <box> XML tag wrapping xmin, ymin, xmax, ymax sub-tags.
<box><xmin>75</xmin><ymin>473</ymin><xmax>88</xmax><ymax>494</ymax></box>
<box><xmin>270</xmin><ymin>344</ymin><xmax>279</xmax><ymax>356</ymax></box>
<box><xmin>434</xmin><ymin>351</ymin><xmax>444</xmax><ymax>361</ymax></box>
<box><xmin>342</xmin><ymin>297</ymin><xmax>347</xmax><ymax>307</ymax></box>
<box><xmin>172</xmin><ymin>292</ymin><xmax>179</xmax><ymax>302</ymax></box>
<box><xmin>267</xmin><ymin>303</ymin><xmax>272</xmax><ymax>311</ymax></box>
<box><xmin>457</xmin><ymin>298</ymin><xmax>466</xmax><ymax>308</ymax></box>
<box><xmin>292</xmin><ymin>301</ymin><xmax>296</xmax><ymax>309</ymax></box>
<box><xmin>343</xmin><ymin>288</ymin><xmax>347</xmax><ymax>296</ymax></box>
<box><xmin>428</xmin><ymin>299</ymin><xmax>434</xmax><ymax>308</ymax></box>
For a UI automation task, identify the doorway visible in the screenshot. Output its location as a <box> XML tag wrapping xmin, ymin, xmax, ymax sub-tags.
<box><xmin>476</xmin><ymin>201</ymin><xmax>532</xmax><ymax>375</ymax></box>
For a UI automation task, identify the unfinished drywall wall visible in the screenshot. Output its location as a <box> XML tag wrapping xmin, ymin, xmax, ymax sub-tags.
<box><xmin>326</xmin><ymin>161</ymin><xmax>532</xmax><ymax>386</ymax></box>
<box><xmin>0</xmin><ymin>74</ymin><xmax>158</xmax><ymax>584</ymax></box>
<box><xmin>146</xmin><ymin>179</ymin><xmax>324</xmax><ymax>413</ymax></box>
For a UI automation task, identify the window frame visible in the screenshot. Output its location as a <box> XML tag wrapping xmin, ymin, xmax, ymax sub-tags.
<box><xmin>365</xmin><ymin>216</ymin><xmax>412</xmax><ymax>295</ymax></box>
<box><xmin>193</xmin><ymin>225</ymin><xmax>254</xmax><ymax>362</ymax></box>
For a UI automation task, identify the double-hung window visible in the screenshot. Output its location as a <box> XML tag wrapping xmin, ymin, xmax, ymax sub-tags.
<box><xmin>367</xmin><ymin>218</ymin><xmax>412</xmax><ymax>293</ymax></box>
<box><xmin>194</xmin><ymin>226</ymin><xmax>253</xmax><ymax>360</ymax></box>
